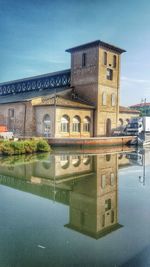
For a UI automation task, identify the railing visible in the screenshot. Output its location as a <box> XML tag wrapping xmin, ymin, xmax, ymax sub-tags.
<box><xmin>0</xmin><ymin>69</ymin><xmax>71</xmax><ymax>96</ymax></box>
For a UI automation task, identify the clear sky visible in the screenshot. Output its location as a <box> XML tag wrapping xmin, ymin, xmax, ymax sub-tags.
<box><xmin>0</xmin><ymin>0</ymin><xmax>150</xmax><ymax>106</ymax></box>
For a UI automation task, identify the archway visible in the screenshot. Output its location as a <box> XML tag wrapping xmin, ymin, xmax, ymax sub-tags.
<box><xmin>106</xmin><ymin>118</ymin><xmax>111</xmax><ymax>137</ymax></box>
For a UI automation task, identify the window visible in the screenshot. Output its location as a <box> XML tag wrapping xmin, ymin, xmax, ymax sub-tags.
<box><xmin>101</xmin><ymin>174</ymin><xmax>106</xmax><ymax>189</ymax></box>
<box><xmin>83</xmin><ymin>116</ymin><xmax>90</xmax><ymax>132</ymax></box>
<box><xmin>113</xmin><ymin>55</ymin><xmax>117</xmax><ymax>68</ymax></box>
<box><xmin>8</xmin><ymin>108</ymin><xmax>14</xmax><ymax>118</ymax></box>
<box><xmin>60</xmin><ymin>155</ymin><xmax>69</xmax><ymax>169</ymax></box>
<box><xmin>110</xmin><ymin>173</ymin><xmax>115</xmax><ymax>186</ymax></box>
<box><xmin>83</xmin><ymin>155</ymin><xmax>91</xmax><ymax>165</ymax></box>
<box><xmin>61</xmin><ymin>115</ymin><xmax>70</xmax><ymax>132</ymax></box>
<box><xmin>105</xmin><ymin>199</ymin><xmax>111</xmax><ymax>211</ymax></box>
<box><xmin>102</xmin><ymin>214</ymin><xmax>105</xmax><ymax>227</ymax></box>
<box><xmin>106</xmin><ymin>68</ymin><xmax>113</xmax><ymax>80</ymax></box>
<box><xmin>72</xmin><ymin>155</ymin><xmax>81</xmax><ymax>167</ymax></box>
<box><xmin>111</xmin><ymin>94</ymin><xmax>116</xmax><ymax>106</ymax></box>
<box><xmin>111</xmin><ymin>210</ymin><xmax>115</xmax><ymax>223</ymax></box>
<box><xmin>43</xmin><ymin>114</ymin><xmax>51</xmax><ymax>137</ymax></box>
<box><xmin>103</xmin><ymin>51</ymin><xmax>107</xmax><ymax>65</ymax></box>
<box><xmin>102</xmin><ymin>92</ymin><xmax>107</xmax><ymax>106</ymax></box>
<box><xmin>82</xmin><ymin>53</ymin><xmax>87</xmax><ymax>67</ymax></box>
<box><xmin>72</xmin><ymin>116</ymin><xmax>81</xmax><ymax>132</ymax></box>
<box><xmin>106</xmin><ymin>154</ymin><xmax>111</xmax><ymax>161</ymax></box>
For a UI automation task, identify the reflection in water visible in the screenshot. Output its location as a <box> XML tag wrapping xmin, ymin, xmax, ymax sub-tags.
<box><xmin>0</xmin><ymin>148</ymin><xmax>148</xmax><ymax>240</ymax></box>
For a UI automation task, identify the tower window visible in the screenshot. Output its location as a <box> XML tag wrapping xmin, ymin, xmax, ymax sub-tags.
<box><xmin>82</xmin><ymin>53</ymin><xmax>87</xmax><ymax>67</ymax></box>
<box><xmin>113</xmin><ymin>55</ymin><xmax>117</xmax><ymax>68</ymax></box>
<box><xmin>105</xmin><ymin>199</ymin><xmax>111</xmax><ymax>211</ymax></box>
<box><xmin>103</xmin><ymin>52</ymin><xmax>107</xmax><ymax>65</ymax></box>
<box><xmin>106</xmin><ymin>68</ymin><xmax>113</xmax><ymax>80</ymax></box>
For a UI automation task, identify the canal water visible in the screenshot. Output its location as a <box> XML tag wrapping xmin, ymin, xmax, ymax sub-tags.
<box><xmin>0</xmin><ymin>147</ymin><xmax>150</xmax><ymax>267</ymax></box>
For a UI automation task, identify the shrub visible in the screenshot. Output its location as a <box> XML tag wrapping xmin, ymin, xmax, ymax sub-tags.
<box><xmin>24</xmin><ymin>140</ymin><xmax>38</xmax><ymax>153</ymax></box>
<box><xmin>36</xmin><ymin>139</ymin><xmax>50</xmax><ymax>152</ymax></box>
<box><xmin>0</xmin><ymin>139</ymin><xmax>50</xmax><ymax>156</ymax></box>
<box><xmin>1</xmin><ymin>141</ymin><xmax>14</xmax><ymax>155</ymax></box>
<box><xmin>10</xmin><ymin>141</ymin><xmax>25</xmax><ymax>155</ymax></box>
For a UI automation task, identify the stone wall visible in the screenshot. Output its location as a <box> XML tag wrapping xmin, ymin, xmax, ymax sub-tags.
<box><xmin>0</xmin><ymin>102</ymin><xmax>36</xmax><ymax>136</ymax></box>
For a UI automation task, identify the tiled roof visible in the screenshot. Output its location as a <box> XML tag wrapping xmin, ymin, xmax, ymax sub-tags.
<box><xmin>66</xmin><ymin>40</ymin><xmax>126</xmax><ymax>54</ymax></box>
<box><xmin>33</xmin><ymin>95</ymin><xmax>95</xmax><ymax>109</ymax></box>
<box><xmin>119</xmin><ymin>106</ymin><xmax>140</xmax><ymax>114</ymax></box>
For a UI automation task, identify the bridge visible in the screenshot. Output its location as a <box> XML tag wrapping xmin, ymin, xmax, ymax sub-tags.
<box><xmin>0</xmin><ymin>69</ymin><xmax>71</xmax><ymax>96</ymax></box>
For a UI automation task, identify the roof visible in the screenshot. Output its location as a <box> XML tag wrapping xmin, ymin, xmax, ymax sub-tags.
<box><xmin>66</xmin><ymin>40</ymin><xmax>126</xmax><ymax>54</ymax></box>
<box><xmin>0</xmin><ymin>69</ymin><xmax>70</xmax><ymax>86</ymax></box>
<box><xmin>0</xmin><ymin>86</ymin><xmax>95</xmax><ymax>109</ymax></box>
<box><xmin>119</xmin><ymin>106</ymin><xmax>140</xmax><ymax>114</ymax></box>
<box><xmin>130</xmin><ymin>103</ymin><xmax>150</xmax><ymax>108</ymax></box>
<box><xmin>33</xmin><ymin>95</ymin><xmax>95</xmax><ymax>109</ymax></box>
<box><xmin>0</xmin><ymin>87</ymin><xmax>71</xmax><ymax>104</ymax></box>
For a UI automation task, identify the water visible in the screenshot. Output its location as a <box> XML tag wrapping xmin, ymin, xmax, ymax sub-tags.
<box><xmin>0</xmin><ymin>147</ymin><xmax>150</xmax><ymax>267</ymax></box>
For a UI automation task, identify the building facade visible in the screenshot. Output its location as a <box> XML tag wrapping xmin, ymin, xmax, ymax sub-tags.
<box><xmin>0</xmin><ymin>40</ymin><xmax>139</xmax><ymax>138</ymax></box>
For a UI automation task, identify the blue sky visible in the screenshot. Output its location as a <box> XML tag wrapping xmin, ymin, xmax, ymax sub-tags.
<box><xmin>0</xmin><ymin>0</ymin><xmax>150</xmax><ymax>106</ymax></box>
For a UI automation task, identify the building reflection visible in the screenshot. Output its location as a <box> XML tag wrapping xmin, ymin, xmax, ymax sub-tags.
<box><xmin>65</xmin><ymin>153</ymin><xmax>122</xmax><ymax>239</ymax></box>
<box><xmin>1</xmin><ymin>149</ymin><xmax>147</xmax><ymax>239</ymax></box>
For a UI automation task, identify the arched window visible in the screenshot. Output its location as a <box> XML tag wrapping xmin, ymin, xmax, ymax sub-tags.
<box><xmin>106</xmin><ymin>154</ymin><xmax>111</xmax><ymax>161</ymax></box>
<box><xmin>72</xmin><ymin>116</ymin><xmax>81</xmax><ymax>132</ymax></box>
<box><xmin>102</xmin><ymin>92</ymin><xmax>107</xmax><ymax>105</ymax></box>
<box><xmin>103</xmin><ymin>51</ymin><xmax>107</xmax><ymax>65</ymax></box>
<box><xmin>83</xmin><ymin>155</ymin><xmax>91</xmax><ymax>165</ymax></box>
<box><xmin>83</xmin><ymin>116</ymin><xmax>90</xmax><ymax>132</ymax></box>
<box><xmin>60</xmin><ymin>155</ymin><xmax>69</xmax><ymax>169</ymax></box>
<box><xmin>42</xmin><ymin>161</ymin><xmax>51</xmax><ymax>170</ymax></box>
<box><xmin>111</xmin><ymin>210</ymin><xmax>115</xmax><ymax>223</ymax></box>
<box><xmin>110</xmin><ymin>173</ymin><xmax>115</xmax><ymax>186</ymax></box>
<box><xmin>105</xmin><ymin>199</ymin><xmax>111</xmax><ymax>211</ymax></box>
<box><xmin>61</xmin><ymin>115</ymin><xmax>70</xmax><ymax>132</ymax></box>
<box><xmin>43</xmin><ymin>114</ymin><xmax>51</xmax><ymax>137</ymax></box>
<box><xmin>101</xmin><ymin>174</ymin><xmax>106</xmax><ymax>189</ymax></box>
<box><xmin>102</xmin><ymin>214</ymin><xmax>105</xmax><ymax>227</ymax></box>
<box><xmin>111</xmin><ymin>93</ymin><xmax>116</xmax><ymax>106</ymax></box>
<box><xmin>72</xmin><ymin>155</ymin><xmax>81</xmax><ymax>167</ymax></box>
<box><xmin>113</xmin><ymin>55</ymin><xmax>117</xmax><ymax>68</ymax></box>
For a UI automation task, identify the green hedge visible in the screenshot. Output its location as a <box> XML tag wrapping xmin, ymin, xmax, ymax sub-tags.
<box><xmin>0</xmin><ymin>139</ymin><xmax>51</xmax><ymax>156</ymax></box>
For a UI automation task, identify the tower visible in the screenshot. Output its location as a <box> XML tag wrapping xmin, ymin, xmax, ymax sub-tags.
<box><xmin>66</xmin><ymin>40</ymin><xmax>126</xmax><ymax>136</ymax></box>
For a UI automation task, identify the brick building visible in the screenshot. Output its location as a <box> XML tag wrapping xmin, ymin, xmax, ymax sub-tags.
<box><xmin>0</xmin><ymin>40</ymin><xmax>139</xmax><ymax>137</ymax></box>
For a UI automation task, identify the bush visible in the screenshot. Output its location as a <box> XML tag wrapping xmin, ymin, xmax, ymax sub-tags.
<box><xmin>24</xmin><ymin>140</ymin><xmax>38</xmax><ymax>153</ymax></box>
<box><xmin>1</xmin><ymin>141</ymin><xmax>14</xmax><ymax>155</ymax></box>
<box><xmin>0</xmin><ymin>139</ymin><xmax>50</xmax><ymax>156</ymax></box>
<box><xmin>36</xmin><ymin>139</ymin><xmax>50</xmax><ymax>152</ymax></box>
<box><xmin>11</xmin><ymin>141</ymin><xmax>25</xmax><ymax>155</ymax></box>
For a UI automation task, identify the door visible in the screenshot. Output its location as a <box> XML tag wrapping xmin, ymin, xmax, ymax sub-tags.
<box><xmin>106</xmin><ymin>118</ymin><xmax>111</xmax><ymax>137</ymax></box>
